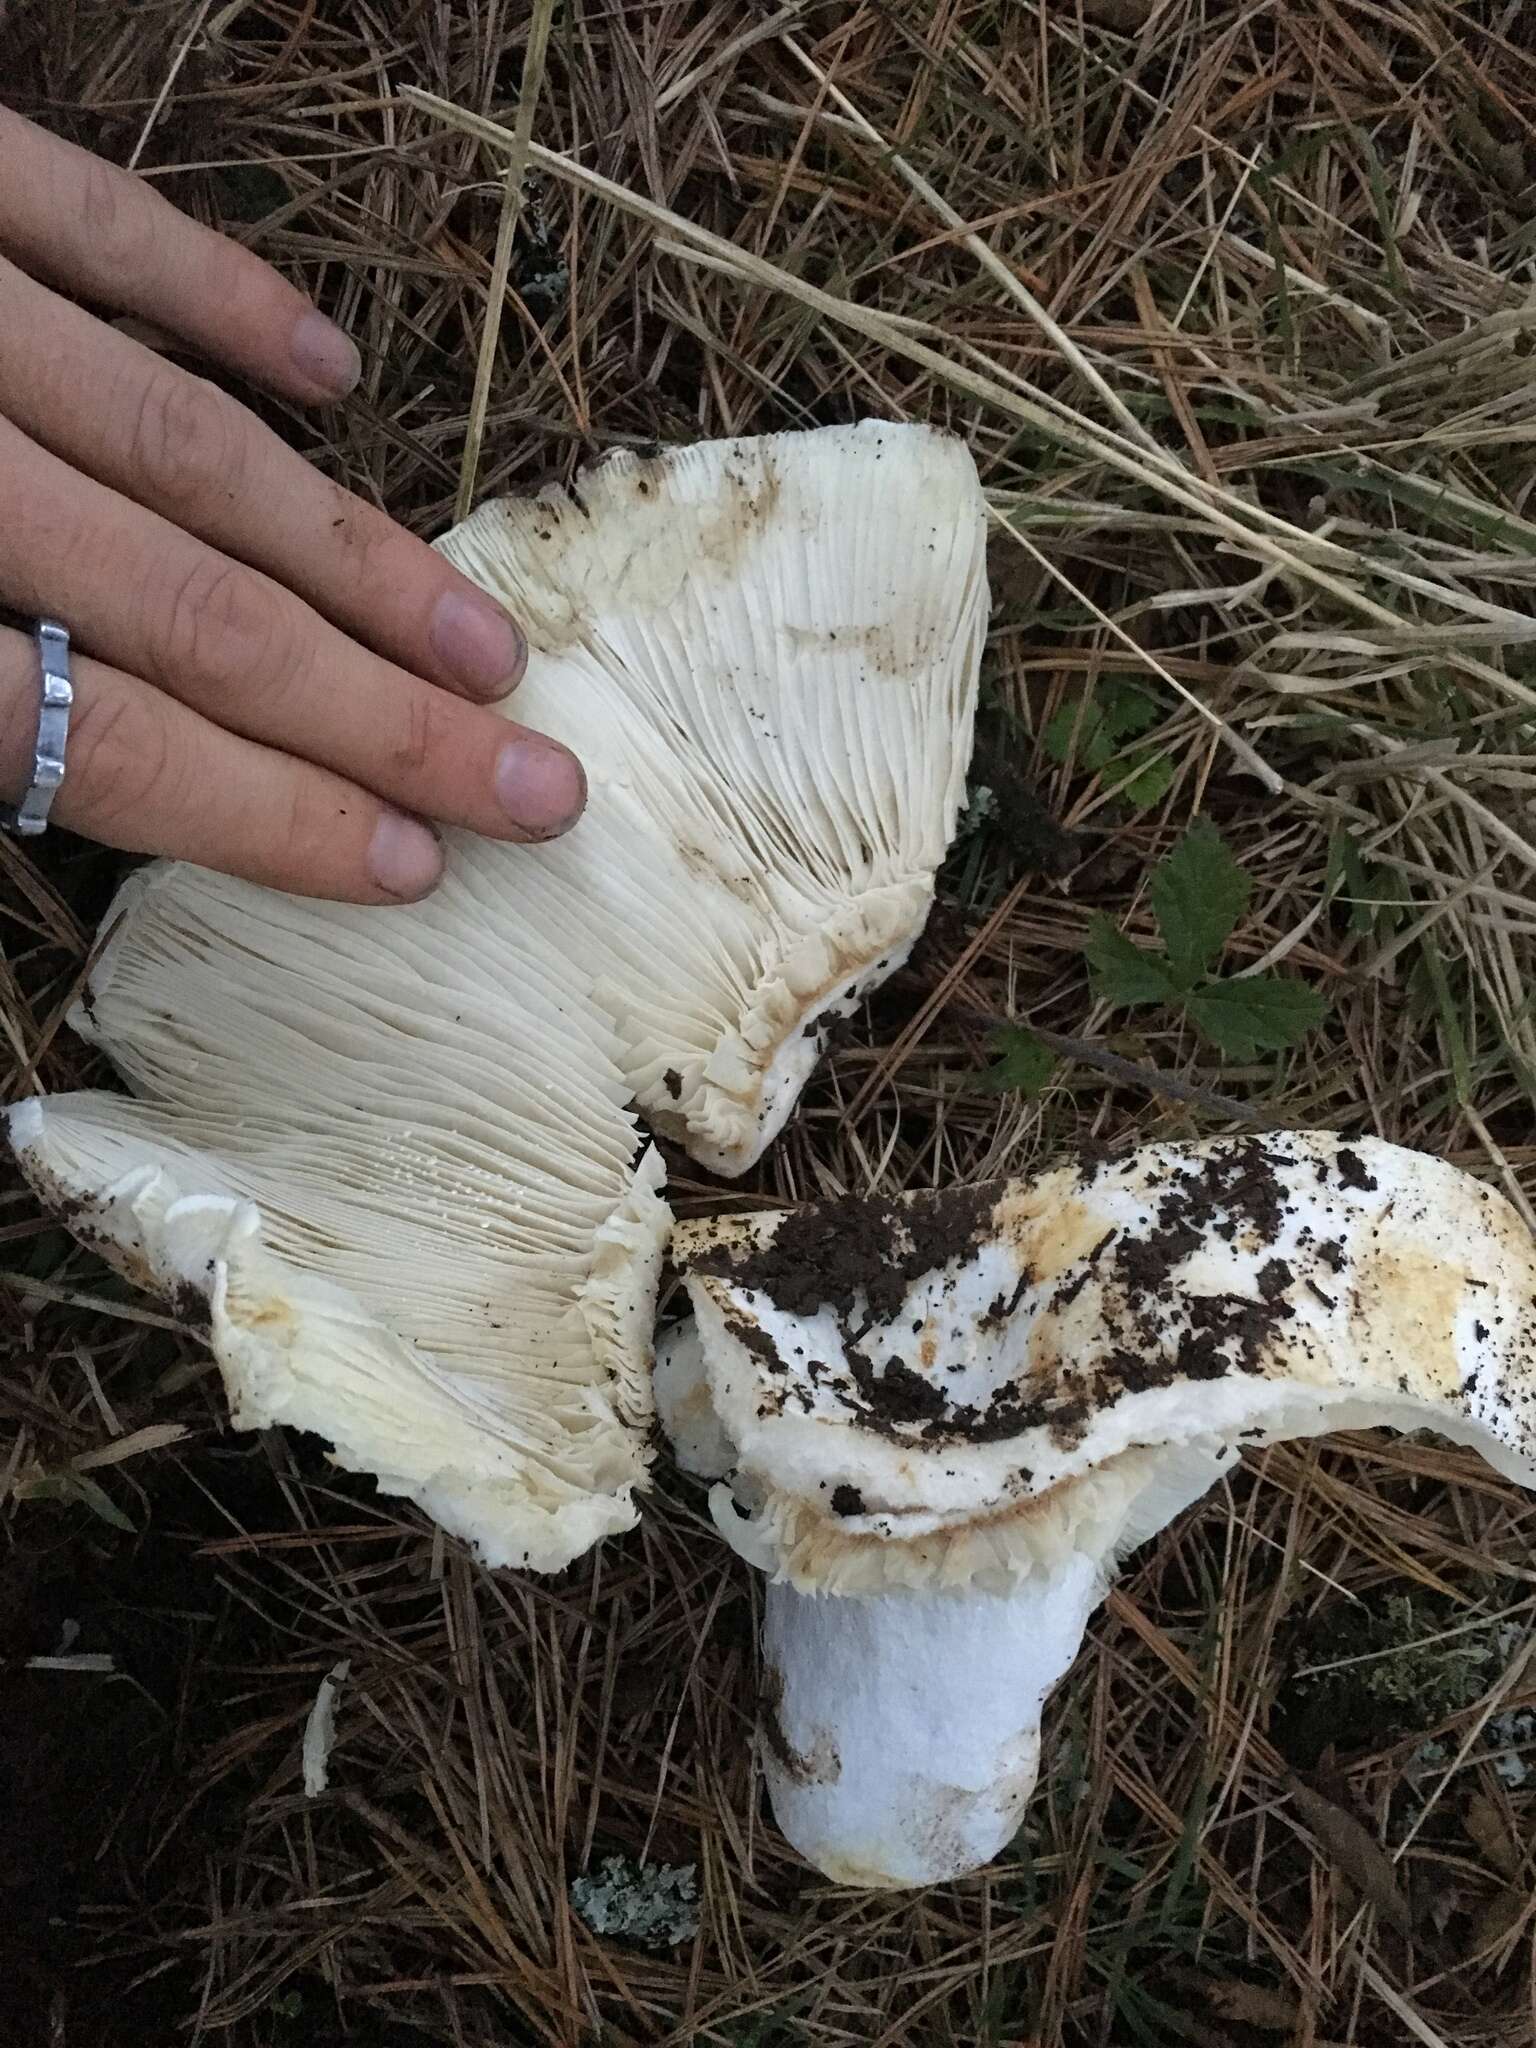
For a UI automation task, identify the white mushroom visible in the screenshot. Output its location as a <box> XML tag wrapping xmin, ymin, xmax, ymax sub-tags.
<box><xmin>441</xmin><ymin>419</ymin><xmax>988</xmax><ymax>1174</ymax></box>
<box><xmin>8</xmin><ymin>420</ymin><xmax>985</xmax><ymax>1570</ymax></box>
<box><xmin>659</xmin><ymin>1132</ymin><xmax>1536</xmax><ymax>1887</ymax></box>
<box><xmin>9</xmin><ymin>860</ymin><xmax>668</xmax><ymax>1572</ymax></box>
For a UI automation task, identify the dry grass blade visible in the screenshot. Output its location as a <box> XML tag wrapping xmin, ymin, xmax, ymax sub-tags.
<box><xmin>455</xmin><ymin>0</ymin><xmax>558</xmax><ymax>522</ymax></box>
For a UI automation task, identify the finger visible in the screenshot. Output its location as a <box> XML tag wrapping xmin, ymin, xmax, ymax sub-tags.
<box><xmin>0</xmin><ymin>255</ymin><xmax>526</xmax><ymax>701</ymax></box>
<box><xmin>0</xmin><ymin>625</ymin><xmax>444</xmax><ymax>903</ymax></box>
<box><xmin>0</xmin><ymin>106</ymin><xmax>360</xmax><ymax>403</ymax></box>
<box><xmin>0</xmin><ymin>417</ymin><xmax>585</xmax><ymax>841</ymax></box>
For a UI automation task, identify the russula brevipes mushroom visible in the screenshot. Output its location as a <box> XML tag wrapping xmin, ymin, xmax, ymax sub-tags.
<box><xmin>10</xmin><ymin>860</ymin><xmax>670</xmax><ymax>1571</ymax></box>
<box><xmin>6</xmin><ymin>421</ymin><xmax>985</xmax><ymax>1571</ymax></box>
<box><xmin>657</xmin><ymin>1132</ymin><xmax>1536</xmax><ymax>1887</ymax></box>
<box><xmin>441</xmin><ymin>419</ymin><xmax>987</xmax><ymax>1174</ymax></box>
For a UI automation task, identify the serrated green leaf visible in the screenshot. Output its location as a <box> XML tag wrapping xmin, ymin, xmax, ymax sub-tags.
<box><xmin>1042</xmin><ymin>701</ymin><xmax>1076</xmax><ymax>765</ymax></box>
<box><xmin>1150</xmin><ymin>819</ymin><xmax>1251</xmax><ymax>983</ymax></box>
<box><xmin>1086</xmin><ymin>918</ymin><xmax>1181</xmax><ymax>1007</ymax></box>
<box><xmin>1184</xmin><ymin>975</ymin><xmax>1325</xmax><ymax>1058</ymax></box>
<box><xmin>1045</xmin><ymin>698</ymin><xmax>1113</xmax><ymax>771</ymax></box>
<box><xmin>1098</xmin><ymin>678</ymin><xmax>1161</xmax><ymax>742</ymax></box>
<box><xmin>974</xmin><ymin>1026</ymin><xmax>1056</xmax><ymax>1097</ymax></box>
<box><xmin>1046</xmin><ymin>683</ymin><xmax>1162</xmax><ymax>781</ymax></box>
<box><xmin>1111</xmin><ymin>747</ymin><xmax>1174</xmax><ymax>809</ymax></box>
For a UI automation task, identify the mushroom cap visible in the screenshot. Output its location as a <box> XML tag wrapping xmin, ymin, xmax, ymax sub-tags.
<box><xmin>8</xmin><ymin>860</ymin><xmax>669</xmax><ymax>1573</ymax></box>
<box><xmin>440</xmin><ymin>419</ymin><xmax>988</xmax><ymax>1174</ymax></box>
<box><xmin>665</xmin><ymin>1132</ymin><xmax>1536</xmax><ymax>1593</ymax></box>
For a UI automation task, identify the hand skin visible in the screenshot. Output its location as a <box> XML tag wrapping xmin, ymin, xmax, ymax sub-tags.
<box><xmin>0</xmin><ymin>108</ymin><xmax>586</xmax><ymax>903</ymax></box>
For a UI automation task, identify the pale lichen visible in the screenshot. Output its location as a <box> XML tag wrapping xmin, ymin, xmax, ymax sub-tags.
<box><xmin>569</xmin><ymin>1855</ymin><xmax>700</xmax><ymax>1949</ymax></box>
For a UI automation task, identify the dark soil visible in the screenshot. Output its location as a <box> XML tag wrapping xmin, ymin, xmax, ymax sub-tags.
<box><xmin>0</xmin><ymin>1498</ymin><xmax>220</xmax><ymax>2046</ymax></box>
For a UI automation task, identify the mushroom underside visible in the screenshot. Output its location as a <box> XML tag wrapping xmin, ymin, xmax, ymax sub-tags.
<box><xmin>439</xmin><ymin>419</ymin><xmax>988</xmax><ymax>1175</ymax></box>
<box><xmin>11</xmin><ymin>1085</ymin><xmax>670</xmax><ymax>1574</ymax></box>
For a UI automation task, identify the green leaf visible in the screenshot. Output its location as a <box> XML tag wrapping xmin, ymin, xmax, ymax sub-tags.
<box><xmin>67</xmin><ymin>1471</ymin><xmax>137</xmax><ymax>1534</ymax></box>
<box><xmin>1046</xmin><ymin>683</ymin><xmax>1162</xmax><ymax>780</ymax></box>
<box><xmin>1111</xmin><ymin>747</ymin><xmax>1174</xmax><ymax>809</ymax></box>
<box><xmin>1086</xmin><ymin>918</ymin><xmax>1181</xmax><ymax>1007</ymax></box>
<box><xmin>1184</xmin><ymin>975</ymin><xmax>1325</xmax><ymax>1059</ymax></box>
<box><xmin>1149</xmin><ymin>819</ymin><xmax>1251</xmax><ymax>983</ymax></box>
<box><xmin>1042</xmin><ymin>700</ymin><xmax>1077</xmax><ymax>765</ymax></box>
<box><xmin>975</xmin><ymin>1026</ymin><xmax>1056</xmax><ymax>1097</ymax></box>
<box><xmin>1044</xmin><ymin>698</ymin><xmax>1112</xmax><ymax>771</ymax></box>
<box><xmin>1328</xmin><ymin>828</ymin><xmax>1381</xmax><ymax>935</ymax></box>
<box><xmin>1368</xmin><ymin>865</ymin><xmax>1405</xmax><ymax>938</ymax></box>
<box><xmin>1098</xmin><ymin>678</ymin><xmax>1161</xmax><ymax>742</ymax></box>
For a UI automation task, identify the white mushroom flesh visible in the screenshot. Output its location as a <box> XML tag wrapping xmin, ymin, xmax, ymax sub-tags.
<box><xmin>663</xmin><ymin>1132</ymin><xmax>1536</xmax><ymax>1883</ymax></box>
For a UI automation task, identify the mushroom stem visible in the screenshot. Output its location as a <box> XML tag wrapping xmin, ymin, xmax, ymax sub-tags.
<box><xmin>761</xmin><ymin>1564</ymin><xmax>1103</xmax><ymax>1889</ymax></box>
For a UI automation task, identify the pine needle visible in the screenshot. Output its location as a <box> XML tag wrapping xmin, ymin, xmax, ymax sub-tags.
<box><xmin>453</xmin><ymin>0</ymin><xmax>558</xmax><ymax>523</ymax></box>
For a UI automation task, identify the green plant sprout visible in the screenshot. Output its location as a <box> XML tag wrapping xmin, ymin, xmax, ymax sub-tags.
<box><xmin>1087</xmin><ymin>819</ymin><xmax>1325</xmax><ymax>1059</ymax></box>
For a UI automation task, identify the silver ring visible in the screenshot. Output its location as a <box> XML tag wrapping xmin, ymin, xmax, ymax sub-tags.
<box><xmin>1</xmin><ymin>618</ymin><xmax>73</xmax><ymax>838</ymax></box>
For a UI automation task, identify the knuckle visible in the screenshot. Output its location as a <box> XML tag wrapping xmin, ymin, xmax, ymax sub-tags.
<box><xmin>129</xmin><ymin>372</ymin><xmax>244</xmax><ymax>512</ymax></box>
<box><xmin>154</xmin><ymin>555</ymin><xmax>298</xmax><ymax>699</ymax></box>
<box><xmin>65</xmin><ymin>687</ymin><xmax>166</xmax><ymax>833</ymax></box>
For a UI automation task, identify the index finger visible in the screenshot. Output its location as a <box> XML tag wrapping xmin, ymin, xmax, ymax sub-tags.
<box><xmin>0</xmin><ymin>106</ymin><xmax>361</xmax><ymax>404</ymax></box>
<box><xmin>0</xmin><ymin>257</ymin><xmax>527</xmax><ymax>701</ymax></box>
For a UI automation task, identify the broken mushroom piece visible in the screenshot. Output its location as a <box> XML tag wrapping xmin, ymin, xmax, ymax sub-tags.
<box><xmin>659</xmin><ymin>1132</ymin><xmax>1536</xmax><ymax>1887</ymax></box>
<box><xmin>440</xmin><ymin>419</ymin><xmax>988</xmax><ymax>1174</ymax></box>
<box><xmin>8</xmin><ymin>859</ymin><xmax>670</xmax><ymax>1573</ymax></box>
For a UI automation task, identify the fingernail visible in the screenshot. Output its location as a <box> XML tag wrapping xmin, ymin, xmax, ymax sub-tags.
<box><xmin>430</xmin><ymin>589</ymin><xmax>527</xmax><ymax>699</ymax></box>
<box><xmin>495</xmin><ymin>738</ymin><xmax>586</xmax><ymax>836</ymax></box>
<box><xmin>291</xmin><ymin>309</ymin><xmax>362</xmax><ymax>398</ymax></box>
<box><xmin>369</xmin><ymin>812</ymin><xmax>443</xmax><ymax>899</ymax></box>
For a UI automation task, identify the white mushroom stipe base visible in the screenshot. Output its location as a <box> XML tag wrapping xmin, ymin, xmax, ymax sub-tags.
<box><xmin>7</xmin><ymin>420</ymin><xmax>986</xmax><ymax>1574</ymax></box>
<box><xmin>659</xmin><ymin>1132</ymin><xmax>1536</xmax><ymax>1887</ymax></box>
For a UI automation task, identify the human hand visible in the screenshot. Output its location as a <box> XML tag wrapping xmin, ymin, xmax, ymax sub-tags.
<box><xmin>0</xmin><ymin>108</ymin><xmax>585</xmax><ymax>902</ymax></box>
